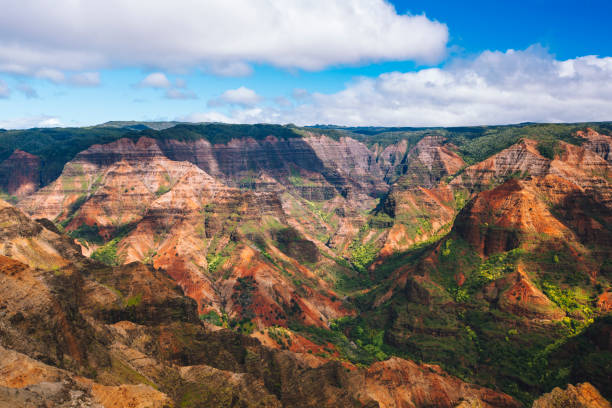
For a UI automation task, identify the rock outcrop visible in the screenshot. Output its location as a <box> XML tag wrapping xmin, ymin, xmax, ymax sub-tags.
<box><xmin>0</xmin><ymin>199</ymin><xmax>522</xmax><ymax>408</ymax></box>
<box><xmin>532</xmin><ymin>383</ymin><xmax>611</xmax><ymax>408</ymax></box>
<box><xmin>0</xmin><ymin>149</ymin><xmax>40</xmax><ymax>197</ymax></box>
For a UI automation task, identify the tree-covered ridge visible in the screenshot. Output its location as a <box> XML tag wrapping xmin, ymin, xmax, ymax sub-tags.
<box><xmin>2</xmin><ymin>121</ymin><xmax>611</xmax><ymax>188</ymax></box>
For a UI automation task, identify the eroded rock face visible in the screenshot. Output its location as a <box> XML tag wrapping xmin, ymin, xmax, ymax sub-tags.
<box><xmin>452</xmin><ymin>139</ymin><xmax>550</xmax><ymax>192</ymax></box>
<box><xmin>0</xmin><ymin>150</ymin><xmax>41</xmax><ymax>197</ymax></box>
<box><xmin>378</xmin><ymin>136</ymin><xmax>465</xmax><ymax>251</ymax></box>
<box><xmin>532</xmin><ymin>383</ymin><xmax>611</xmax><ymax>408</ymax></box>
<box><xmin>3</xmin><ymin>128</ymin><xmax>611</xmax><ymax>407</ymax></box>
<box><xmin>0</xmin><ymin>345</ymin><xmax>171</xmax><ymax>408</ymax></box>
<box><xmin>453</xmin><ymin>138</ymin><xmax>612</xmax><ymax>257</ymax></box>
<box><xmin>0</xmin><ymin>199</ymin><xmax>84</xmax><ymax>269</ymax></box>
<box><xmin>578</xmin><ymin>128</ymin><xmax>612</xmax><ymax>163</ymax></box>
<box><xmin>17</xmin><ymin>137</ymin><xmax>353</xmax><ymax>328</ymax></box>
<box><xmin>497</xmin><ymin>267</ymin><xmax>566</xmax><ymax>320</ymax></box>
<box><xmin>453</xmin><ymin>178</ymin><xmax>572</xmax><ymax>256</ymax></box>
<box><xmin>350</xmin><ymin>357</ymin><xmax>521</xmax><ymax>408</ymax></box>
<box><xmin>0</xmin><ymin>201</ymin><xmax>522</xmax><ymax>408</ymax></box>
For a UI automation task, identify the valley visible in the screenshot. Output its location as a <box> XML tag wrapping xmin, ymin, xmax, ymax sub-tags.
<box><xmin>0</xmin><ymin>121</ymin><xmax>611</xmax><ymax>407</ymax></box>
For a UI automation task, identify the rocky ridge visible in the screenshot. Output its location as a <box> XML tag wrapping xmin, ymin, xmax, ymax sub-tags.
<box><xmin>0</xmin><ymin>198</ymin><xmax>522</xmax><ymax>407</ymax></box>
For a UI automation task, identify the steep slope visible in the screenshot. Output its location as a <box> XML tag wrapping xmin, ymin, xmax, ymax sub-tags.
<box><xmin>5</xmin><ymin>124</ymin><xmax>612</xmax><ymax>406</ymax></box>
<box><xmin>578</xmin><ymin>128</ymin><xmax>612</xmax><ymax>163</ymax></box>
<box><xmin>18</xmin><ymin>138</ymin><xmax>352</xmax><ymax>333</ymax></box>
<box><xmin>0</xmin><ymin>199</ymin><xmax>83</xmax><ymax>269</ymax></box>
<box><xmin>378</xmin><ymin>136</ymin><xmax>465</xmax><ymax>254</ymax></box>
<box><xmin>343</xmin><ymin>135</ymin><xmax>612</xmax><ymax>405</ymax></box>
<box><xmin>0</xmin><ymin>199</ymin><xmax>522</xmax><ymax>408</ymax></box>
<box><xmin>532</xmin><ymin>383</ymin><xmax>611</xmax><ymax>408</ymax></box>
<box><xmin>0</xmin><ymin>149</ymin><xmax>40</xmax><ymax>198</ymax></box>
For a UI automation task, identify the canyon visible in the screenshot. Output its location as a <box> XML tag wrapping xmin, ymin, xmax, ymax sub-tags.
<box><xmin>0</xmin><ymin>122</ymin><xmax>610</xmax><ymax>407</ymax></box>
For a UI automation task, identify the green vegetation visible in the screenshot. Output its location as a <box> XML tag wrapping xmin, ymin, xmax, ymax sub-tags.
<box><xmin>477</xmin><ymin>248</ymin><xmax>523</xmax><ymax>284</ymax></box>
<box><xmin>0</xmin><ymin>189</ymin><xmax>17</xmax><ymax>204</ymax></box>
<box><xmin>155</xmin><ymin>184</ymin><xmax>171</xmax><ymax>196</ymax></box>
<box><xmin>125</xmin><ymin>293</ymin><xmax>142</xmax><ymax>307</ymax></box>
<box><xmin>316</xmin><ymin>122</ymin><xmax>598</xmax><ymax>166</ymax></box>
<box><xmin>272</xmin><ymin>227</ymin><xmax>319</xmax><ymax>264</ymax></box>
<box><xmin>540</xmin><ymin>281</ymin><xmax>594</xmax><ymax>322</ymax></box>
<box><xmin>199</xmin><ymin>310</ymin><xmax>223</xmax><ymax>326</ymax></box>
<box><xmin>206</xmin><ymin>253</ymin><xmax>227</xmax><ymax>274</ymax></box>
<box><xmin>267</xmin><ymin>326</ymin><xmax>293</xmax><ymax>349</ymax></box>
<box><xmin>0</xmin><ymin>127</ymin><xmax>131</xmax><ymax>185</ymax></box>
<box><xmin>68</xmin><ymin>223</ymin><xmax>104</xmax><ymax>245</ymax></box>
<box><xmin>288</xmin><ymin>320</ymin><xmax>386</xmax><ymax>366</ymax></box>
<box><xmin>349</xmin><ymin>242</ymin><xmax>378</xmax><ymax>272</ymax></box>
<box><xmin>91</xmin><ymin>237</ymin><xmax>123</xmax><ymax>266</ymax></box>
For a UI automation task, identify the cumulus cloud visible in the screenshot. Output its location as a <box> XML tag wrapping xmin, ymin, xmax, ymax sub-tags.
<box><xmin>187</xmin><ymin>46</ymin><xmax>612</xmax><ymax>126</ymax></box>
<box><xmin>208</xmin><ymin>87</ymin><xmax>261</xmax><ymax>107</ymax></box>
<box><xmin>0</xmin><ymin>115</ymin><xmax>62</xmax><ymax>129</ymax></box>
<box><xmin>0</xmin><ymin>0</ymin><xmax>448</xmax><ymax>77</ymax></box>
<box><xmin>9</xmin><ymin>66</ymin><xmax>100</xmax><ymax>86</ymax></box>
<box><xmin>138</xmin><ymin>72</ymin><xmax>171</xmax><ymax>89</ymax></box>
<box><xmin>137</xmin><ymin>73</ymin><xmax>197</xmax><ymax>99</ymax></box>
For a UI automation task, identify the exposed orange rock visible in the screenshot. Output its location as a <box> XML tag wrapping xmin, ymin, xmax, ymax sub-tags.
<box><xmin>498</xmin><ymin>266</ymin><xmax>566</xmax><ymax>320</ymax></box>
<box><xmin>451</xmin><ymin>139</ymin><xmax>550</xmax><ymax>192</ymax></box>
<box><xmin>0</xmin><ymin>197</ymin><xmax>528</xmax><ymax>408</ymax></box>
<box><xmin>0</xmin><ymin>199</ymin><xmax>83</xmax><ymax>269</ymax></box>
<box><xmin>18</xmin><ymin>137</ymin><xmax>351</xmax><ymax>328</ymax></box>
<box><xmin>380</xmin><ymin>136</ymin><xmax>464</xmax><ymax>253</ymax></box>
<box><xmin>0</xmin><ymin>345</ymin><xmax>171</xmax><ymax>408</ymax></box>
<box><xmin>597</xmin><ymin>291</ymin><xmax>612</xmax><ymax>312</ymax></box>
<box><xmin>532</xmin><ymin>382</ymin><xmax>611</xmax><ymax>408</ymax></box>
<box><xmin>89</xmin><ymin>382</ymin><xmax>172</xmax><ymax>408</ymax></box>
<box><xmin>454</xmin><ymin>177</ymin><xmax>573</xmax><ymax>256</ymax></box>
<box><xmin>350</xmin><ymin>357</ymin><xmax>520</xmax><ymax>408</ymax></box>
<box><xmin>577</xmin><ymin>128</ymin><xmax>612</xmax><ymax>163</ymax></box>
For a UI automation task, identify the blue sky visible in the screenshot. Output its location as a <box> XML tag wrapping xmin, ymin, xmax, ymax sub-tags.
<box><xmin>1</xmin><ymin>0</ymin><xmax>611</xmax><ymax>128</ymax></box>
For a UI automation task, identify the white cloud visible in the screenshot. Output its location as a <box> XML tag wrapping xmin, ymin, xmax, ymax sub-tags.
<box><xmin>209</xmin><ymin>86</ymin><xmax>261</xmax><ymax>107</ymax></box>
<box><xmin>69</xmin><ymin>71</ymin><xmax>100</xmax><ymax>86</ymax></box>
<box><xmin>0</xmin><ymin>79</ymin><xmax>9</xmax><ymax>98</ymax></box>
<box><xmin>181</xmin><ymin>111</ymin><xmax>234</xmax><ymax>124</ymax></box>
<box><xmin>35</xmin><ymin>68</ymin><xmax>65</xmax><ymax>83</ymax></box>
<box><xmin>138</xmin><ymin>73</ymin><xmax>197</xmax><ymax>99</ymax></box>
<box><xmin>0</xmin><ymin>115</ymin><xmax>62</xmax><ymax>129</ymax></box>
<box><xmin>0</xmin><ymin>0</ymin><xmax>448</xmax><ymax>77</ymax></box>
<box><xmin>138</xmin><ymin>72</ymin><xmax>171</xmax><ymax>88</ymax></box>
<box><xmin>14</xmin><ymin>67</ymin><xmax>100</xmax><ymax>86</ymax></box>
<box><xmin>188</xmin><ymin>46</ymin><xmax>612</xmax><ymax>126</ymax></box>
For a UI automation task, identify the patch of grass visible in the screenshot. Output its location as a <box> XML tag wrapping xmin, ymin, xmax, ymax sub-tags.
<box><xmin>125</xmin><ymin>293</ymin><xmax>142</xmax><ymax>307</ymax></box>
<box><xmin>199</xmin><ymin>310</ymin><xmax>223</xmax><ymax>326</ymax></box>
<box><xmin>155</xmin><ymin>184</ymin><xmax>170</xmax><ymax>196</ymax></box>
<box><xmin>91</xmin><ymin>237</ymin><xmax>123</xmax><ymax>266</ymax></box>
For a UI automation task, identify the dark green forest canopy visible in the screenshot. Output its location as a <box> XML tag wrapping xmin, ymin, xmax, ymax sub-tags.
<box><xmin>1</xmin><ymin>121</ymin><xmax>611</xmax><ymax>186</ymax></box>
